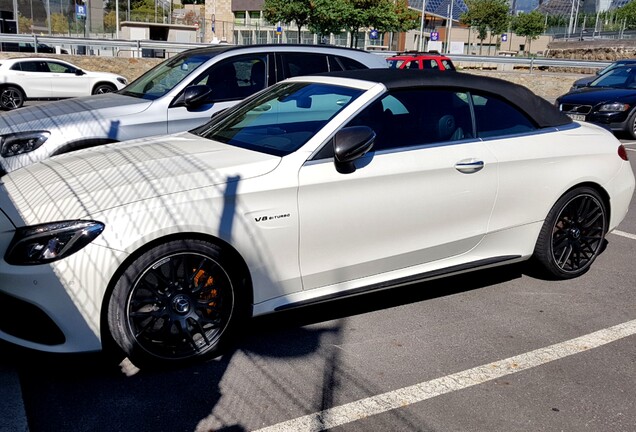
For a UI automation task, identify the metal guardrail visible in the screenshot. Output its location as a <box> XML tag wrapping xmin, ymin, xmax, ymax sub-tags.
<box><xmin>0</xmin><ymin>34</ymin><xmax>213</xmax><ymax>53</ymax></box>
<box><xmin>448</xmin><ymin>54</ymin><xmax>612</xmax><ymax>71</ymax></box>
<box><xmin>0</xmin><ymin>33</ymin><xmax>616</xmax><ymax>71</ymax></box>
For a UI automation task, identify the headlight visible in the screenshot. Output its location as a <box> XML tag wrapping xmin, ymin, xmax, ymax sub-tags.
<box><xmin>598</xmin><ymin>102</ymin><xmax>630</xmax><ymax>112</ymax></box>
<box><xmin>117</xmin><ymin>77</ymin><xmax>128</xmax><ymax>85</ymax></box>
<box><xmin>5</xmin><ymin>220</ymin><xmax>105</xmax><ymax>266</ymax></box>
<box><xmin>0</xmin><ymin>131</ymin><xmax>50</xmax><ymax>157</ymax></box>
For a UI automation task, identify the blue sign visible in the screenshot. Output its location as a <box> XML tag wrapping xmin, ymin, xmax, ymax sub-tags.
<box><xmin>275</xmin><ymin>26</ymin><xmax>282</xmax><ymax>35</ymax></box>
<box><xmin>430</xmin><ymin>32</ymin><xmax>439</xmax><ymax>41</ymax></box>
<box><xmin>75</xmin><ymin>4</ymin><xmax>86</xmax><ymax>17</ymax></box>
<box><xmin>370</xmin><ymin>29</ymin><xmax>379</xmax><ymax>40</ymax></box>
<box><xmin>502</xmin><ymin>34</ymin><xmax>508</xmax><ymax>42</ymax></box>
<box><xmin>75</xmin><ymin>4</ymin><xmax>86</xmax><ymax>19</ymax></box>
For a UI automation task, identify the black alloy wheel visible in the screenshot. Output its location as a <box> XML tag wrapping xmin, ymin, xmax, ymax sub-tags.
<box><xmin>108</xmin><ymin>239</ymin><xmax>248</xmax><ymax>367</ymax></box>
<box><xmin>93</xmin><ymin>84</ymin><xmax>116</xmax><ymax>94</ymax></box>
<box><xmin>0</xmin><ymin>86</ymin><xmax>25</xmax><ymax>110</ymax></box>
<box><xmin>534</xmin><ymin>187</ymin><xmax>607</xmax><ymax>279</ymax></box>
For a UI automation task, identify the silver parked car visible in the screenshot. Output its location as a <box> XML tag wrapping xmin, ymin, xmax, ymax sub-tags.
<box><xmin>0</xmin><ymin>44</ymin><xmax>387</xmax><ymax>175</ymax></box>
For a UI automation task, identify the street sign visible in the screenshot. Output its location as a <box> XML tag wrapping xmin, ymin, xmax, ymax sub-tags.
<box><xmin>75</xmin><ymin>4</ymin><xmax>86</xmax><ymax>19</ymax></box>
<box><xmin>275</xmin><ymin>26</ymin><xmax>282</xmax><ymax>35</ymax></box>
<box><xmin>370</xmin><ymin>29</ymin><xmax>379</xmax><ymax>40</ymax></box>
<box><xmin>430</xmin><ymin>32</ymin><xmax>439</xmax><ymax>41</ymax></box>
<box><xmin>502</xmin><ymin>34</ymin><xmax>508</xmax><ymax>42</ymax></box>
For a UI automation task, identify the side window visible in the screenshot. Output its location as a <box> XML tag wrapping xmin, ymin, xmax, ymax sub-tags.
<box><xmin>46</xmin><ymin>62</ymin><xmax>74</xmax><ymax>73</ymax></box>
<box><xmin>193</xmin><ymin>55</ymin><xmax>267</xmax><ymax>101</ymax></box>
<box><xmin>441</xmin><ymin>59</ymin><xmax>455</xmax><ymax>71</ymax></box>
<box><xmin>471</xmin><ymin>93</ymin><xmax>536</xmax><ymax>138</ymax></box>
<box><xmin>331</xmin><ymin>55</ymin><xmax>366</xmax><ymax>71</ymax></box>
<box><xmin>423</xmin><ymin>60</ymin><xmax>438</xmax><ymax>70</ymax></box>
<box><xmin>407</xmin><ymin>60</ymin><xmax>420</xmax><ymax>69</ymax></box>
<box><xmin>280</xmin><ymin>53</ymin><xmax>329</xmax><ymax>78</ymax></box>
<box><xmin>18</xmin><ymin>61</ymin><xmax>41</xmax><ymax>72</ymax></box>
<box><xmin>344</xmin><ymin>89</ymin><xmax>473</xmax><ymax>152</ymax></box>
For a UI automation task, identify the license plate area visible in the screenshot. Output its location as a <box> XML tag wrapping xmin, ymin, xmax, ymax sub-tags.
<box><xmin>566</xmin><ymin>113</ymin><xmax>586</xmax><ymax>121</ymax></box>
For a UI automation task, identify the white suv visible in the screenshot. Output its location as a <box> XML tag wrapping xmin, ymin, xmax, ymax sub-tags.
<box><xmin>0</xmin><ymin>57</ymin><xmax>127</xmax><ymax>110</ymax></box>
<box><xmin>0</xmin><ymin>44</ymin><xmax>387</xmax><ymax>175</ymax></box>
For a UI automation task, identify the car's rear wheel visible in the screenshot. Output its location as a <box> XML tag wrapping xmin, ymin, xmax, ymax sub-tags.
<box><xmin>0</xmin><ymin>86</ymin><xmax>25</xmax><ymax>110</ymax></box>
<box><xmin>93</xmin><ymin>84</ymin><xmax>116</xmax><ymax>94</ymax></box>
<box><xmin>533</xmin><ymin>187</ymin><xmax>607</xmax><ymax>279</ymax></box>
<box><xmin>107</xmin><ymin>239</ymin><xmax>248</xmax><ymax>368</ymax></box>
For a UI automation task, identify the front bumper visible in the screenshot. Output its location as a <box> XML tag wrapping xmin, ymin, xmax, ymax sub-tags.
<box><xmin>0</xmin><ymin>210</ymin><xmax>103</xmax><ymax>353</ymax></box>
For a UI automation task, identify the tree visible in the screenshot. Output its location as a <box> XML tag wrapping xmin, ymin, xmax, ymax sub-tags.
<box><xmin>308</xmin><ymin>0</ymin><xmax>351</xmax><ymax>40</ymax></box>
<box><xmin>263</xmin><ymin>0</ymin><xmax>312</xmax><ymax>43</ymax></box>
<box><xmin>104</xmin><ymin>10</ymin><xmax>117</xmax><ymax>33</ymax></box>
<box><xmin>615</xmin><ymin>0</ymin><xmax>636</xmax><ymax>30</ymax></box>
<box><xmin>461</xmin><ymin>0</ymin><xmax>509</xmax><ymax>55</ymax></box>
<box><xmin>512</xmin><ymin>10</ymin><xmax>545</xmax><ymax>55</ymax></box>
<box><xmin>18</xmin><ymin>14</ymin><xmax>32</xmax><ymax>34</ymax></box>
<box><xmin>50</xmin><ymin>12</ymin><xmax>69</xmax><ymax>34</ymax></box>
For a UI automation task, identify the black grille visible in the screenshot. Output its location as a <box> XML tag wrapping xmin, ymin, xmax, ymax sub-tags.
<box><xmin>560</xmin><ymin>103</ymin><xmax>592</xmax><ymax>114</ymax></box>
<box><xmin>0</xmin><ymin>291</ymin><xmax>65</xmax><ymax>345</ymax></box>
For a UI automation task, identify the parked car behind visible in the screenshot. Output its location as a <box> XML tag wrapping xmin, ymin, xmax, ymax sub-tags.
<box><xmin>386</xmin><ymin>51</ymin><xmax>456</xmax><ymax>71</ymax></box>
<box><xmin>0</xmin><ymin>44</ymin><xmax>387</xmax><ymax>175</ymax></box>
<box><xmin>0</xmin><ymin>42</ymin><xmax>68</xmax><ymax>55</ymax></box>
<box><xmin>557</xmin><ymin>65</ymin><xmax>636</xmax><ymax>138</ymax></box>
<box><xmin>0</xmin><ymin>69</ymin><xmax>632</xmax><ymax>368</ymax></box>
<box><xmin>570</xmin><ymin>58</ymin><xmax>636</xmax><ymax>90</ymax></box>
<box><xmin>0</xmin><ymin>57</ymin><xmax>127</xmax><ymax>110</ymax></box>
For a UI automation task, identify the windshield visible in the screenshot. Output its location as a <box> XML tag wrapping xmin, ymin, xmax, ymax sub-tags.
<box><xmin>120</xmin><ymin>53</ymin><xmax>213</xmax><ymax>100</ymax></box>
<box><xmin>193</xmin><ymin>82</ymin><xmax>364</xmax><ymax>156</ymax></box>
<box><xmin>590</xmin><ymin>66</ymin><xmax>636</xmax><ymax>89</ymax></box>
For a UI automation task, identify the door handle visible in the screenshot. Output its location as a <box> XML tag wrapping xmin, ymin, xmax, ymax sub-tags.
<box><xmin>455</xmin><ymin>159</ymin><xmax>484</xmax><ymax>173</ymax></box>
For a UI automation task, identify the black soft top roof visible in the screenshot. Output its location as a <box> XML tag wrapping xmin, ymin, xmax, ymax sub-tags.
<box><xmin>315</xmin><ymin>69</ymin><xmax>572</xmax><ymax>129</ymax></box>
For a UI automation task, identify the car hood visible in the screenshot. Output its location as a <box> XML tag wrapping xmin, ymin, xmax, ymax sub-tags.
<box><xmin>85</xmin><ymin>70</ymin><xmax>125</xmax><ymax>80</ymax></box>
<box><xmin>558</xmin><ymin>87</ymin><xmax>636</xmax><ymax>104</ymax></box>
<box><xmin>0</xmin><ymin>132</ymin><xmax>281</xmax><ymax>226</ymax></box>
<box><xmin>0</xmin><ymin>93</ymin><xmax>151</xmax><ymax>134</ymax></box>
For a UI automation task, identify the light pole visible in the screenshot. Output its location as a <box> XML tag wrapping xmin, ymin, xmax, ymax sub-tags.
<box><xmin>418</xmin><ymin>0</ymin><xmax>427</xmax><ymax>51</ymax></box>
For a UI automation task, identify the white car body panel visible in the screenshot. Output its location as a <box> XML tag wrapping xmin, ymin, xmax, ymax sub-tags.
<box><xmin>298</xmin><ymin>140</ymin><xmax>498</xmax><ymax>291</ymax></box>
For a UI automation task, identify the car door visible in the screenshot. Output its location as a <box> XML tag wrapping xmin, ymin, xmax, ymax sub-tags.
<box><xmin>167</xmin><ymin>54</ymin><xmax>270</xmax><ymax>134</ymax></box>
<box><xmin>297</xmin><ymin>89</ymin><xmax>498</xmax><ymax>291</ymax></box>
<box><xmin>11</xmin><ymin>61</ymin><xmax>51</xmax><ymax>97</ymax></box>
<box><xmin>46</xmin><ymin>61</ymin><xmax>90</xmax><ymax>98</ymax></box>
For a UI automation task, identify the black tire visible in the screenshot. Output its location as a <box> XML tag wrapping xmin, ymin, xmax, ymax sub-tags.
<box><xmin>0</xmin><ymin>86</ymin><xmax>25</xmax><ymax>110</ymax></box>
<box><xmin>627</xmin><ymin>109</ymin><xmax>636</xmax><ymax>140</ymax></box>
<box><xmin>107</xmin><ymin>239</ymin><xmax>249</xmax><ymax>368</ymax></box>
<box><xmin>533</xmin><ymin>187</ymin><xmax>607</xmax><ymax>279</ymax></box>
<box><xmin>93</xmin><ymin>84</ymin><xmax>116</xmax><ymax>95</ymax></box>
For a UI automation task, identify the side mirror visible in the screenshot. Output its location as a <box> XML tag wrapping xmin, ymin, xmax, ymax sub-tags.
<box><xmin>75</xmin><ymin>69</ymin><xmax>85</xmax><ymax>76</ymax></box>
<box><xmin>183</xmin><ymin>85</ymin><xmax>213</xmax><ymax>109</ymax></box>
<box><xmin>334</xmin><ymin>126</ymin><xmax>376</xmax><ymax>174</ymax></box>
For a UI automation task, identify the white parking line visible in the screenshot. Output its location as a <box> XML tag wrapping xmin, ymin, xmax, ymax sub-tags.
<box><xmin>255</xmin><ymin>319</ymin><xmax>636</xmax><ymax>432</ymax></box>
<box><xmin>612</xmin><ymin>230</ymin><xmax>636</xmax><ymax>240</ymax></box>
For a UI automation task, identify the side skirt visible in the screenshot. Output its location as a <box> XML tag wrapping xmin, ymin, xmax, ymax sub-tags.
<box><xmin>274</xmin><ymin>255</ymin><xmax>522</xmax><ymax>312</ymax></box>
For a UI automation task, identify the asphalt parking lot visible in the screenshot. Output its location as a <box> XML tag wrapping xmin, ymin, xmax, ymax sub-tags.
<box><xmin>1</xmin><ymin>141</ymin><xmax>635</xmax><ymax>431</ymax></box>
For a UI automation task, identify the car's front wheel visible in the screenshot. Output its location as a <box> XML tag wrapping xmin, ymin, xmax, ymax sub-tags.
<box><xmin>533</xmin><ymin>187</ymin><xmax>607</xmax><ymax>279</ymax></box>
<box><xmin>626</xmin><ymin>109</ymin><xmax>636</xmax><ymax>140</ymax></box>
<box><xmin>93</xmin><ymin>84</ymin><xmax>116</xmax><ymax>94</ymax></box>
<box><xmin>0</xmin><ymin>86</ymin><xmax>25</xmax><ymax>110</ymax></box>
<box><xmin>107</xmin><ymin>239</ymin><xmax>249</xmax><ymax>368</ymax></box>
